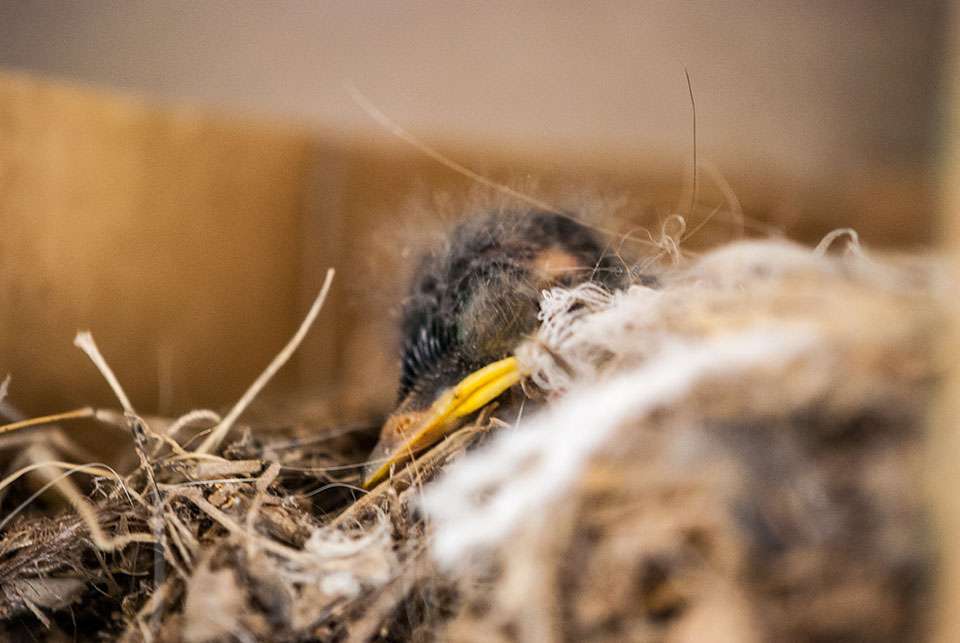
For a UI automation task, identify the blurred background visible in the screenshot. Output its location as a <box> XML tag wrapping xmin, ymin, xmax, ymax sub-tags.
<box><xmin>0</xmin><ymin>1</ymin><xmax>954</xmax><ymax>426</ymax></box>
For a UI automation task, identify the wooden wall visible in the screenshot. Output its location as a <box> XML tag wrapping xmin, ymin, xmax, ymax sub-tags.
<box><xmin>0</xmin><ymin>71</ymin><xmax>311</xmax><ymax>418</ymax></box>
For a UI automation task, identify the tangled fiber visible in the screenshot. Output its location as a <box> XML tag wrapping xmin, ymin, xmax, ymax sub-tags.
<box><xmin>426</xmin><ymin>239</ymin><xmax>944</xmax><ymax>642</ymax></box>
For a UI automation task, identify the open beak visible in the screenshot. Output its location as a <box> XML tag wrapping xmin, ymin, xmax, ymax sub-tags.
<box><xmin>362</xmin><ymin>356</ymin><xmax>524</xmax><ymax>489</ymax></box>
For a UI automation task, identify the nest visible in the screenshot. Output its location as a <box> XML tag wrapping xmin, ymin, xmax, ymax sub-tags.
<box><xmin>0</xmin><ymin>236</ymin><xmax>948</xmax><ymax>642</ymax></box>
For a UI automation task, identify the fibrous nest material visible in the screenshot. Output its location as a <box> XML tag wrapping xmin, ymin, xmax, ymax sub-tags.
<box><xmin>429</xmin><ymin>238</ymin><xmax>943</xmax><ymax>641</ymax></box>
<box><xmin>0</xmin><ymin>236</ymin><xmax>948</xmax><ymax>642</ymax></box>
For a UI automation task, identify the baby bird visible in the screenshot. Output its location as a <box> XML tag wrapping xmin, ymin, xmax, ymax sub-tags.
<box><xmin>362</xmin><ymin>210</ymin><xmax>629</xmax><ymax>487</ymax></box>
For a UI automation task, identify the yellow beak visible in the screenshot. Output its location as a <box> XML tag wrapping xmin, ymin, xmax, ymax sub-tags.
<box><xmin>362</xmin><ymin>356</ymin><xmax>524</xmax><ymax>489</ymax></box>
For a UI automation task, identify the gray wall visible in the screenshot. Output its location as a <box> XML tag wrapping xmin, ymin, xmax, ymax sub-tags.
<box><xmin>0</xmin><ymin>1</ymin><xmax>947</xmax><ymax>186</ymax></box>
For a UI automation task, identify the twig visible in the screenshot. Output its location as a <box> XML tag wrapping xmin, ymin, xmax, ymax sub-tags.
<box><xmin>683</xmin><ymin>68</ymin><xmax>698</xmax><ymax>221</ymax></box>
<box><xmin>245</xmin><ymin>462</ymin><xmax>281</xmax><ymax>559</ymax></box>
<box><xmin>74</xmin><ymin>332</ymin><xmax>135</xmax><ymax>413</ymax></box>
<box><xmin>165</xmin><ymin>409</ymin><xmax>222</xmax><ymax>437</ymax></box>
<box><xmin>127</xmin><ymin>413</ymin><xmax>168</xmax><ymax>636</ymax></box>
<box><xmin>344</xmin><ymin>82</ymin><xmax>562</xmax><ymax>215</ymax></box>
<box><xmin>0</xmin><ymin>460</ymin><xmax>117</xmax><ymax>497</ymax></box>
<box><xmin>195</xmin><ymin>268</ymin><xmax>335</xmax><ymax>455</ymax></box>
<box><xmin>328</xmin><ymin>422</ymin><xmax>490</xmax><ymax>530</ymax></box>
<box><xmin>0</xmin><ymin>407</ymin><xmax>96</xmax><ymax>436</ymax></box>
<box><xmin>73</xmin><ymin>331</ymin><xmax>170</xmax><ymax>634</ymax></box>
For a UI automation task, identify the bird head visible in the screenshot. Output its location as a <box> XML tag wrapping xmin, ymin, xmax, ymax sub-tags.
<box><xmin>362</xmin><ymin>211</ymin><xmax>629</xmax><ymax>487</ymax></box>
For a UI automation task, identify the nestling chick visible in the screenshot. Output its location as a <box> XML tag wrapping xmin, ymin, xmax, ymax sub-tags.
<box><xmin>362</xmin><ymin>210</ymin><xmax>631</xmax><ymax>487</ymax></box>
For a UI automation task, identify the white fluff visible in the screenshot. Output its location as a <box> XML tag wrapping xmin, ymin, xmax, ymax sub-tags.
<box><xmin>422</xmin><ymin>237</ymin><xmax>935</xmax><ymax>569</ymax></box>
<box><xmin>286</xmin><ymin>515</ymin><xmax>396</xmax><ymax>599</ymax></box>
<box><xmin>519</xmin><ymin>282</ymin><xmax>628</xmax><ymax>391</ymax></box>
<box><xmin>518</xmin><ymin>281</ymin><xmax>667</xmax><ymax>392</ymax></box>
<box><xmin>422</xmin><ymin>326</ymin><xmax>816</xmax><ymax>568</ymax></box>
<box><xmin>684</xmin><ymin>239</ymin><xmax>837</xmax><ymax>288</ymax></box>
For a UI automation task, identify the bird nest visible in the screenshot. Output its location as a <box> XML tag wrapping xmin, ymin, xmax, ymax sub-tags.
<box><xmin>0</xmin><ymin>234</ymin><xmax>948</xmax><ymax>642</ymax></box>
